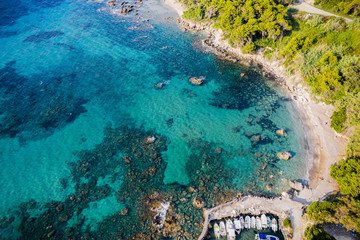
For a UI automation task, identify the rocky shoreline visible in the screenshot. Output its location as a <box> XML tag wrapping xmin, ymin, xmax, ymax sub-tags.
<box><xmin>176</xmin><ymin>18</ymin><xmax>297</xmax><ymax>96</ymax></box>
<box><xmin>163</xmin><ymin>1</ymin><xmax>349</xmax><ymax>239</ymax></box>
<box><xmin>168</xmin><ymin>2</ymin><xmax>348</xmax><ymax>187</ymax></box>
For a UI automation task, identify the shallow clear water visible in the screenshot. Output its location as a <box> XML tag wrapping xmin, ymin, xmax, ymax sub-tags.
<box><xmin>0</xmin><ymin>0</ymin><xmax>308</xmax><ymax>238</ymax></box>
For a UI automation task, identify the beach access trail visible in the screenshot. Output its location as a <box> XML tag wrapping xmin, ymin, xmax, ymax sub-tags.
<box><xmin>291</xmin><ymin>0</ymin><xmax>352</xmax><ymax>22</ymax></box>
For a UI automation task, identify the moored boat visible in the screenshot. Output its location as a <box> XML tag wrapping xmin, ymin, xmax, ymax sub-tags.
<box><xmin>245</xmin><ymin>216</ymin><xmax>251</xmax><ymax>229</ymax></box>
<box><xmin>234</xmin><ymin>218</ymin><xmax>241</xmax><ymax>234</ymax></box>
<box><xmin>220</xmin><ymin>221</ymin><xmax>226</xmax><ymax>237</ymax></box>
<box><xmin>239</xmin><ymin>216</ymin><xmax>245</xmax><ymax>229</ymax></box>
<box><xmin>267</xmin><ymin>216</ymin><xmax>271</xmax><ymax>228</ymax></box>
<box><xmin>261</xmin><ymin>214</ymin><xmax>267</xmax><ymax>229</ymax></box>
<box><xmin>251</xmin><ymin>216</ymin><xmax>256</xmax><ymax>229</ymax></box>
<box><xmin>214</xmin><ymin>223</ymin><xmax>220</xmax><ymax>239</ymax></box>
<box><xmin>226</xmin><ymin>219</ymin><xmax>236</xmax><ymax>240</ymax></box>
<box><xmin>256</xmin><ymin>216</ymin><xmax>262</xmax><ymax>230</ymax></box>
<box><xmin>271</xmin><ymin>218</ymin><xmax>278</xmax><ymax>232</ymax></box>
<box><xmin>255</xmin><ymin>233</ymin><xmax>280</xmax><ymax>240</ymax></box>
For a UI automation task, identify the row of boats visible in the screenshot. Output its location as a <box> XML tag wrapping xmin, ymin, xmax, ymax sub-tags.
<box><xmin>213</xmin><ymin>214</ymin><xmax>278</xmax><ymax>239</ymax></box>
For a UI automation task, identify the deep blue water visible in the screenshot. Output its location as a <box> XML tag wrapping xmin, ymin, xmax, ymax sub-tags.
<box><xmin>0</xmin><ymin>0</ymin><xmax>308</xmax><ymax>239</ymax></box>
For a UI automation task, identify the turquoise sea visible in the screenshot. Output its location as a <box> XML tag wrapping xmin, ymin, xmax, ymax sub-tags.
<box><xmin>0</xmin><ymin>0</ymin><xmax>308</xmax><ymax>239</ymax></box>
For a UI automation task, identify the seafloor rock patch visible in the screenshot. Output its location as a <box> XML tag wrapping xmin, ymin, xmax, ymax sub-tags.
<box><xmin>0</xmin><ymin>124</ymin><xmax>259</xmax><ymax>239</ymax></box>
<box><xmin>23</xmin><ymin>31</ymin><xmax>64</xmax><ymax>43</ymax></box>
<box><xmin>0</xmin><ymin>61</ymin><xmax>88</xmax><ymax>139</ymax></box>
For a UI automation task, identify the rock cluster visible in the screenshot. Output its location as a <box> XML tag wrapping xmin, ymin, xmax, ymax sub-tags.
<box><xmin>106</xmin><ymin>0</ymin><xmax>140</xmax><ymax>15</ymax></box>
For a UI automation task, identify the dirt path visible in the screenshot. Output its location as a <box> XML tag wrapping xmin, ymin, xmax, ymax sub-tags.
<box><xmin>291</xmin><ymin>0</ymin><xmax>352</xmax><ymax>22</ymax></box>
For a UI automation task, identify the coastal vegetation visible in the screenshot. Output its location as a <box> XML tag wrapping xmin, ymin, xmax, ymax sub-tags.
<box><xmin>314</xmin><ymin>0</ymin><xmax>360</xmax><ymax>18</ymax></box>
<box><xmin>304</xmin><ymin>224</ymin><xmax>333</xmax><ymax>240</ymax></box>
<box><xmin>305</xmin><ymin>156</ymin><xmax>360</xmax><ymax>234</ymax></box>
<box><xmin>180</xmin><ymin>0</ymin><xmax>360</xmax><ymax>156</ymax></box>
<box><xmin>178</xmin><ymin>0</ymin><xmax>360</xmax><ymax>237</ymax></box>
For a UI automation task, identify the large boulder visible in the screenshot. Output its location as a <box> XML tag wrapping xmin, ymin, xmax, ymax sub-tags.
<box><xmin>289</xmin><ymin>180</ymin><xmax>304</xmax><ymax>191</ymax></box>
<box><xmin>277</xmin><ymin>152</ymin><xmax>292</xmax><ymax>160</ymax></box>
<box><xmin>189</xmin><ymin>77</ymin><xmax>203</xmax><ymax>85</ymax></box>
<box><xmin>276</xmin><ymin>129</ymin><xmax>287</xmax><ymax>136</ymax></box>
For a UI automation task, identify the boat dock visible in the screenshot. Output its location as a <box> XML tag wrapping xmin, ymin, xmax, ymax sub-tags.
<box><xmin>198</xmin><ymin>195</ymin><xmax>304</xmax><ymax>240</ymax></box>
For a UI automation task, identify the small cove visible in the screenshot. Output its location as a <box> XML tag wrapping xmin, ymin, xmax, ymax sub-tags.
<box><xmin>0</xmin><ymin>0</ymin><xmax>309</xmax><ymax>238</ymax></box>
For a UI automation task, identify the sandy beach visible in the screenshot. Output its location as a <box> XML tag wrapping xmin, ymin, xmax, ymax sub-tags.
<box><xmin>162</xmin><ymin>0</ymin><xmax>349</xmax><ymax>238</ymax></box>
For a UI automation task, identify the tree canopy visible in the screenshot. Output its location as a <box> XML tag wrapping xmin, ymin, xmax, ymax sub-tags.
<box><xmin>330</xmin><ymin>157</ymin><xmax>360</xmax><ymax>197</ymax></box>
<box><xmin>181</xmin><ymin>0</ymin><xmax>292</xmax><ymax>46</ymax></box>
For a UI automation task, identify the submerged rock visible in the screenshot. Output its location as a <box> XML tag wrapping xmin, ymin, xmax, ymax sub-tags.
<box><xmin>146</xmin><ymin>136</ymin><xmax>156</xmax><ymax>144</ymax></box>
<box><xmin>277</xmin><ymin>152</ymin><xmax>292</xmax><ymax>160</ymax></box>
<box><xmin>119</xmin><ymin>208</ymin><xmax>128</xmax><ymax>216</ymax></box>
<box><xmin>58</xmin><ymin>214</ymin><xmax>68</xmax><ymax>222</ymax></box>
<box><xmin>155</xmin><ymin>82</ymin><xmax>164</xmax><ymax>89</ymax></box>
<box><xmin>122</xmin><ymin>155</ymin><xmax>132</xmax><ymax>163</ymax></box>
<box><xmin>215</xmin><ymin>147</ymin><xmax>222</xmax><ymax>154</ymax></box>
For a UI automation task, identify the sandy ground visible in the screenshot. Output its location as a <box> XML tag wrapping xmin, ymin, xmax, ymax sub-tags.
<box><xmin>162</xmin><ymin>0</ymin><xmax>349</xmax><ymax>238</ymax></box>
<box><xmin>291</xmin><ymin>0</ymin><xmax>352</xmax><ymax>22</ymax></box>
<box><xmin>199</xmin><ymin>196</ymin><xmax>304</xmax><ymax>240</ymax></box>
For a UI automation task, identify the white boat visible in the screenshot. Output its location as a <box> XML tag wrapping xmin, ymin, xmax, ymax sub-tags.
<box><xmin>261</xmin><ymin>214</ymin><xmax>267</xmax><ymax>229</ymax></box>
<box><xmin>239</xmin><ymin>216</ymin><xmax>245</xmax><ymax>229</ymax></box>
<box><xmin>220</xmin><ymin>221</ymin><xmax>226</xmax><ymax>237</ymax></box>
<box><xmin>267</xmin><ymin>216</ymin><xmax>271</xmax><ymax>228</ymax></box>
<box><xmin>271</xmin><ymin>218</ymin><xmax>278</xmax><ymax>232</ymax></box>
<box><xmin>214</xmin><ymin>223</ymin><xmax>220</xmax><ymax>239</ymax></box>
<box><xmin>245</xmin><ymin>216</ymin><xmax>251</xmax><ymax>229</ymax></box>
<box><xmin>234</xmin><ymin>218</ymin><xmax>241</xmax><ymax>234</ymax></box>
<box><xmin>256</xmin><ymin>216</ymin><xmax>262</xmax><ymax>230</ymax></box>
<box><xmin>226</xmin><ymin>219</ymin><xmax>236</xmax><ymax>240</ymax></box>
<box><xmin>255</xmin><ymin>233</ymin><xmax>280</xmax><ymax>240</ymax></box>
<box><xmin>251</xmin><ymin>216</ymin><xmax>256</xmax><ymax>229</ymax></box>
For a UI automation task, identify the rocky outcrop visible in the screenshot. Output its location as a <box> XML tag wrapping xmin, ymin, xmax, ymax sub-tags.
<box><xmin>189</xmin><ymin>77</ymin><xmax>204</xmax><ymax>85</ymax></box>
<box><xmin>277</xmin><ymin>152</ymin><xmax>292</xmax><ymax>160</ymax></box>
<box><xmin>146</xmin><ymin>136</ymin><xmax>156</xmax><ymax>144</ymax></box>
<box><xmin>289</xmin><ymin>180</ymin><xmax>305</xmax><ymax>191</ymax></box>
<box><xmin>276</xmin><ymin>129</ymin><xmax>287</xmax><ymax>136</ymax></box>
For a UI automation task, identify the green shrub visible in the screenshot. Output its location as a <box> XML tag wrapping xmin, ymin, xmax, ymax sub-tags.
<box><xmin>330</xmin><ymin>107</ymin><xmax>347</xmax><ymax>132</ymax></box>
<box><xmin>304</xmin><ymin>225</ymin><xmax>333</xmax><ymax>240</ymax></box>
<box><xmin>306</xmin><ymin>201</ymin><xmax>339</xmax><ymax>222</ymax></box>
<box><xmin>183</xmin><ymin>6</ymin><xmax>205</xmax><ymax>21</ymax></box>
<box><xmin>330</xmin><ymin>157</ymin><xmax>360</xmax><ymax>197</ymax></box>
<box><xmin>283</xmin><ymin>218</ymin><xmax>291</xmax><ymax>228</ymax></box>
<box><xmin>242</xmin><ymin>43</ymin><xmax>256</xmax><ymax>53</ymax></box>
